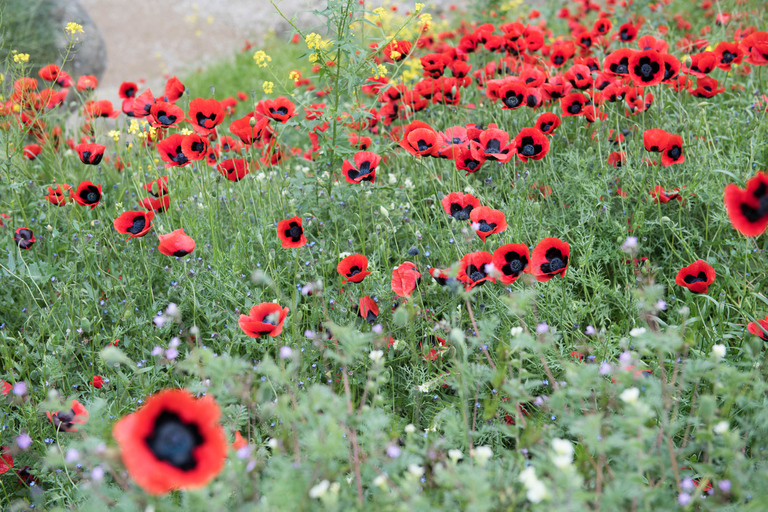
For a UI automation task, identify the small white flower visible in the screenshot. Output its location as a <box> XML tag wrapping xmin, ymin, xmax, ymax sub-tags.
<box><xmin>417</xmin><ymin>383</ymin><xmax>430</xmax><ymax>393</ymax></box>
<box><xmin>404</xmin><ymin>424</ymin><xmax>416</xmax><ymax>434</ymax></box>
<box><xmin>711</xmin><ymin>344</ymin><xmax>726</xmax><ymax>359</ymax></box>
<box><xmin>369</xmin><ymin>350</ymin><xmax>384</xmax><ymax>363</ymax></box>
<box><xmin>309</xmin><ymin>480</ymin><xmax>330</xmax><ymax>499</ymax></box>
<box><xmin>267</xmin><ymin>438</ymin><xmax>278</xmax><ymax>449</ymax></box>
<box><xmin>510</xmin><ymin>326</ymin><xmax>523</xmax><ymax>337</ymax></box>
<box><xmin>373</xmin><ymin>474</ymin><xmax>388</xmax><ymax>488</ymax></box>
<box><xmin>473</xmin><ymin>446</ymin><xmax>493</xmax><ymax>466</ymax></box>
<box><xmin>526</xmin><ymin>479</ymin><xmax>548</xmax><ymax>503</ymax></box>
<box><xmin>408</xmin><ymin>464</ymin><xmax>425</xmax><ymax>478</ymax></box>
<box><xmin>448</xmin><ymin>449</ymin><xmax>463</xmax><ymax>462</ymax></box>
<box><xmin>391</xmin><ymin>339</ymin><xmax>401</xmax><ymax>350</ymax></box>
<box><xmin>551</xmin><ymin>438</ymin><xmax>574</xmax><ymax>468</ymax></box>
<box><xmin>620</xmin><ymin>387</ymin><xmax>640</xmax><ymax>404</ymax></box>
<box><xmin>713</xmin><ymin>421</ymin><xmax>729</xmax><ymax>435</ymax></box>
<box><xmin>629</xmin><ymin>327</ymin><xmax>646</xmax><ymax>337</ymax></box>
<box><xmin>518</xmin><ymin>466</ymin><xmax>538</xmax><ymax>486</ymax></box>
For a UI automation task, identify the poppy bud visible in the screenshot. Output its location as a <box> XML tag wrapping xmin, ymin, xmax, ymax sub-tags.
<box><xmin>249</xmin><ymin>116</ymin><xmax>256</xmax><ymax>127</ymax></box>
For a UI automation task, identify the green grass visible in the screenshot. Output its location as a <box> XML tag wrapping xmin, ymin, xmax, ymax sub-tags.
<box><xmin>1</xmin><ymin>0</ymin><xmax>768</xmax><ymax>509</ymax></box>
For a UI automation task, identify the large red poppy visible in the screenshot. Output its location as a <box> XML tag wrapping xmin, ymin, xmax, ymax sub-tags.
<box><xmin>675</xmin><ymin>260</ymin><xmax>716</xmax><ymax>294</ymax></box>
<box><xmin>181</xmin><ymin>134</ymin><xmax>209</xmax><ymax>161</ymax></box>
<box><xmin>492</xmin><ymin>243</ymin><xmax>530</xmax><ymax>285</ymax></box>
<box><xmin>399</xmin><ymin>121</ymin><xmax>439</xmax><ymax>157</ymax></box>
<box><xmin>534</xmin><ymin>113</ymin><xmax>561</xmax><ymax>135</ymax></box>
<box><xmin>256</xmin><ymin>97</ymin><xmax>297</xmax><ymax>124</ymax></box>
<box><xmin>497</xmin><ymin>80</ymin><xmax>527</xmax><ymax>110</ymax></box>
<box><xmin>75</xmin><ymin>142</ymin><xmax>106</xmax><ymax>165</ymax></box>
<box><xmin>628</xmin><ymin>50</ymin><xmax>664</xmax><ymax>86</ymax></box>
<box><xmin>560</xmin><ymin>92</ymin><xmax>588</xmax><ymax>116</ymax></box>
<box><xmin>469</xmin><ymin>206</ymin><xmax>507</xmax><ymax>242</ymax></box>
<box><xmin>150</xmin><ymin>101</ymin><xmax>185</xmax><ymax>128</ymax></box>
<box><xmin>158</xmin><ymin>229</ymin><xmax>195</xmax><ymax>257</ymax></box>
<box><xmin>238</xmin><ymin>302</ymin><xmax>289</xmax><ymax>338</ymax></box>
<box><xmin>14</xmin><ymin>227</ymin><xmax>35</xmax><ymax>250</ymax></box>
<box><xmin>531</xmin><ymin>237</ymin><xmax>570</xmax><ymax>282</ymax></box>
<box><xmin>441</xmin><ymin>192</ymin><xmax>480</xmax><ymax>221</ymax></box>
<box><xmin>114</xmin><ymin>211</ymin><xmax>155</xmax><ymax>240</ymax></box>
<box><xmin>188</xmin><ymin>98</ymin><xmax>225</xmax><ymax>136</ymax></box>
<box><xmin>391</xmin><ymin>261</ymin><xmax>421</xmax><ymax>298</ymax></box>
<box><xmin>359</xmin><ymin>296</ymin><xmax>379</xmax><ymax>325</ymax></box>
<box><xmin>217</xmin><ymin>158</ymin><xmax>251</xmax><ymax>181</ymax></box>
<box><xmin>337</xmin><ymin>254</ymin><xmax>371</xmax><ymax>283</ymax></box>
<box><xmin>747</xmin><ymin>315</ymin><xmax>768</xmax><ymax>341</ymax></box>
<box><xmin>157</xmin><ymin>134</ymin><xmax>190</xmax><ymax>168</ymax></box>
<box><xmin>140</xmin><ymin>195</ymin><xmax>170</xmax><ymax>213</ymax></box>
<box><xmin>112</xmin><ymin>389</ymin><xmax>227</xmax><ymax>495</ymax></box>
<box><xmin>73</xmin><ymin>180</ymin><xmax>102</xmax><ymax>209</ymax></box>
<box><xmin>643</xmin><ymin>129</ymin><xmax>670</xmax><ymax>152</ymax></box>
<box><xmin>230</xmin><ymin>115</ymin><xmax>271</xmax><ymax>145</ymax></box>
<box><xmin>277</xmin><ymin>216</ymin><xmax>307</xmax><ymax>248</ymax></box>
<box><xmin>724</xmin><ymin>171</ymin><xmax>768</xmax><ymax>236</ymax></box>
<box><xmin>514</xmin><ymin>127</ymin><xmax>550</xmax><ymax>162</ymax></box>
<box><xmin>132</xmin><ymin>89</ymin><xmax>156</xmax><ymax>118</ymax></box>
<box><xmin>661</xmin><ymin>134</ymin><xmax>684</xmax><ymax>166</ymax></box>
<box><xmin>470</xmin><ymin>127</ymin><xmax>515</xmax><ymax>163</ymax></box>
<box><xmin>603</xmin><ymin>48</ymin><xmax>636</xmax><ymax>77</ymax></box>
<box><xmin>457</xmin><ymin>251</ymin><xmax>496</xmax><ymax>290</ymax></box>
<box><xmin>46</xmin><ymin>184</ymin><xmax>72</xmax><ymax>206</ymax></box>
<box><xmin>342</xmin><ymin>151</ymin><xmax>380</xmax><ymax>184</ymax></box>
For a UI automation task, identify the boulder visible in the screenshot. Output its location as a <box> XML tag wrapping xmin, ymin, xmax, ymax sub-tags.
<box><xmin>50</xmin><ymin>0</ymin><xmax>107</xmax><ymax>81</ymax></box>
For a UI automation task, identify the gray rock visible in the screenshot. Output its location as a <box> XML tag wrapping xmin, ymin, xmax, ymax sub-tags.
<box><xmin>50</xmin><ymin>0</ymin><xmax>107</xmax><ymax>81</ymax></box>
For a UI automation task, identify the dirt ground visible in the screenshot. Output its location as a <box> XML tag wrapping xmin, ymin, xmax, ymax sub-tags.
<box><xmin>80</xmin><ymin>0</ymin><xmax>465</xmax><ymax>105</ymax></box>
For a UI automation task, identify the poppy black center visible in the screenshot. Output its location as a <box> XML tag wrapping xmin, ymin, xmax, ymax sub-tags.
<box><xmin>520</xmin><ymin>136</ymin><xmax>539</xmax><ymax>157</ymax></box>
<box><xmin>553</xmin><ymin>55</ymin><xmax>564</xmax><ymax>65</ymax></box>
<box><xmin>683</xmin><ymin>271</ymin><xmax>707</xmax><ymax>285</ymax></box>
<box><xmin>127</xmin><ymin>216</ymin><xmax>146</xmax><ymax>235</ymax></box>
<box><xmin>173</xmin><ymin>250</ymin><xmax>190</xmax><ymax>257</ymax></box>
<box><xmin>526</xmin><ymin>95</ymin><xmax>538</xmax><ymax>107</ymax></box>
<box><xmin>52</xmin><ymin>408</ymin><xmax>76</xmax><ymax>430</ymax></box>
<box><xmin>84</xmin><ymin>188</ymin><xmax>100</xmax><ymax>203</ymax></box>
<box><xmin>667</xmin><ymin>145</ymin><xmax>681</xmax><ymax>160</ymax></box>
<box><xmin>417</xmin><ymin>140</ymin><xmax>431</xmax><ymax>152</ymax></box>
<box><xmin>286</xmin><ymin>222</ymin><xmax>303</xmax><ymax>242</ymax></box>
<box><xmin>365</xmin><ymin>310</ymin><xmax>377</xmax><ymax>324</ymax></box>
<box><xmin>270</xmin><ymin>107</ymin><xmax>289</xmax><ymax>116</ymax></box>
<box><xmin>145</xmin><ymin>411</ymin><xmax>203</xmax><ymax>471</ymax></box>
<box><xmin>171</xmin><ymin>146</ymin><xmax>189</xmax><ymax>165</ymax></box>
<box><xmin>470</xmin><ymin>271</ymin><xmax>484</xmax><ymax>282</ymax></box>
<box><xmin>158</xmin><ymin>112</ymin><xmax>177</xmax><ymax>125</ymax></box>
<box><xmin>450</xmin><ymin>203</ymin><xmax>472</xmax><ymax>221</ymax></box>
<box><xmin>196</xmin><ymin>112</ymin><xmax>215</xmax><ymax>128</ymax></box>
<box><xmin>476</xmin><ymin>220</ymin><xmax>497</xmax><ymax>233</ymax></box>
<box><xmin>540</xmin><ymin>122</ymin><xmax>552</xmax><ymax>132</ymax></box>
<box><xmin>620</xmin><ymin>29</ymin><xmax>631</xmax><ymax>41</ymax></box>
<box><xmin>567</xmin><ymin>102</ymin><xmax>582</xmax><ymax>115</ymax></box>
<box><xmin>82</xmin><ymin>150</ymin><xmax>92</xmax><ymax>162</ymax></box>
<box><xmin>466</xmin><ymin>264</ymin><xmax>486</xmax><ymax>283</ymax></box>
<box><xmin>348</xmin><ymin>266</ymin><xmax>362</xmax><ymax>277</ymax></box>
<box><xmin>548</xmin><ymin>257</ymin><xmax>565</xmax><ymax>272</ymax></box>
<box><xmin>358</xmin><ymin>161</ymin><xmax>372</xmax><ymax>175</ymax></box>
<box><xmin>466</xmin><ymin>160</ymin><xmax>478</xmax><ymax>170</ymax></box>
<box><xmin>451</xmin><ymin>137</ymin><xmax>463</xmax><ymax>144</ymax></box>
<box><xmin>485</xmin><ymin>139</ymin><xmax>501</xmax><ymax>153</ymax></box>
<box><xmin>504</xmin><ymin>93</ymin><xmax>521</xmax><ymax>108</ymax></box>
<box><xmin>540</xmin><ymin>247</ymin><xmax>567</xmax><ymax>273</ymax></box>
<box><xmin>17</xmin><ymin>229</ymin><xmax>32</xmax><ymax>241</ymax></box>
<box><xmin>192</xmin><ymin>141</ymin><xmax>205</xmax><ymax>152</ymax></box>
<box><xmin>722</xmin><ymin>51</ymin><xmax>735</xmax><ymax>63</ymax></box>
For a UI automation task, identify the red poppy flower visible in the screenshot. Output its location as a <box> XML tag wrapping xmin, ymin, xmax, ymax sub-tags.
<box><xmin>238</xmin><ymin>302</ymin><xmax>290</xmax><ymax>338</ymax></box>
<box><xmin>229</xmin><ymin>115</ymin><xmax>270</xmax><ymax>145</ymax></box>
<box><xmin>616</xmin><ymin>22</ymin><xmax>638</xmax><ymax>42</ymax></box>
<box><xmin>593</xmin><ymin>18</ymin><xmax>612</xmax><ymax>36</ymax></box>
<box><xmin>391</xmin><ymin>261</ymin><xmax>421</xmax><ymax>298</ymax></box>
<box><xmin>560</xmin><ymin>92</ymin><xmax>588</xmax><ymax>116</ymax></box>
<box><xmin>420</xmin><ymin>335</ymin><xmax>447</xmax><ymax>361</ymax></box>
<box><xmin>550</xmin><ymin>41</ymin><xmax>575</xmax><ymax>67</ymax></box>
<box><xmin>39</xmin><ymin>64</ymin><xmax>73</xmax><ymax>87</ymax></box>
<box><xmin>73</xmin><ymin>180</ymin><xmax>102</xmax><ymax>209</ymax></box>
<box><xmin>564</xmin><ymin>64</ymin><xmax>592</xmax><ymax>90</ymax></box>
<box><xmin>114</xmin><ymin>210</ymin><xmax>155</xmax><ymax>240</ymax></box>
<box><xmin>724</xmin><ymin>171</ymin><xmax>768</xmax><ymax>236</ymax></box>
<box><xmin>649</xmin><ymin>185</ymin><xmax>682</xmax><ymax>203</ymax></box>
<box><xmin>348</xmin><ymin>133</ymin><xmax>372</xmax><ymax>150</ymax></box>
<box><xmin>337</xmin><ymin>254</ymin><xmax>371</xmax><ymax>284</ymax></box>
<box><xmin>470</xmin><ymin>127</ymin><xmax>515</xmax><ymax>163</ymax></box>
<box><xmin>256</xmin><ymin>97</ymin><xmax>297</xmax><ymax>124</ymax></box>
<box><xmin>76</xmin><ymin>74</ymin><xmax>98</xmax><ymax>91</ymax></box>
<box><xmin>342</xmin><ymin>151</ymin><xmax>380</xmax><ymax>184</ymax></box>
<box><xmin>277</xmin><ymin>216</ymin><xmax>307</xmax><ymax>248</ymax></box>
<box><xmin>140</xmin><ymin>195</ymin><xmax>170</xmax><ymax>213</ymax></box>
<box><xmin>0</xmin><ymin>447</ymin><xmax>12</xmax><ymax>475</ymax></box>
<box><xmin>457</xmin><ymin>251</ymin><xmax>496</xmax><ymax>290</ymax></box>
<box><xmin>158</xmin><ymin>229</ymin><xmax>195</xmax><ymax>257</ymax></box>
<box><xmin>455</xmin><ymin>146</ymin><xmax>486</xmax><ymax>175</ymax></box>
<box><xmin>163</xmin><ymin>76</ymin><xmax>185</xmax><ymax>103</ymax></box>
<box><xmin>46</xmin><ymin>184</ymin><xmax>72</xmax><ymax>206</ymax></box>
<box><xmin>607</xmin><ymin>151</ymin><xmax>627</xmax><ymax>168</ymax></box>
<box><xmin>469</xmin><ymin>206</ymin><xmax>507</xmax><ymax>242</ymax></box>
<box><xmin>359</xmin><ymin>296</ymin><xmax>379</xmax><ymax>324</ymax></box>
<box><xmin>217</xmin><ymin>158</ymin><xmax>251</xmax><ymax>181</ymax></box>
<box><xmin>497</xmin><ymin>80</ymin><xmax>527</xmax><ymax>110</ymax></box>
<box><xmin>23</xmin><ymin>144</ymin><xmax>42</xmax><ymax>160</ymax></box>
<box><xmin>436</xmin><ymin>126</ymin><xmax>469</xmax><ymax>159</ymax></box>
<box><xmin>0</xmin><ymin>214</ymin><xmax>8</xmax><ymax>228</ymax></box>
<box><xmin>420</xmin><ymin>53</ymin><xmax>447</xmax><ymax>78</ymax></box>
<box><xmin>492</xmin><ymin>243</ymin><xmax>530</xmax><ymax>285</ymax></box>
<box><xmin>14</xmin><ymin>227</ymin><xmax>35</xmax><ymax>250</ymax></box>
<box><xmin>150</xmin><ymin>101</ymin><xmax>185</xmax><ymax>128</ymax></box>
<box><xmin>603</xmin><ymin>48</ymin><xmax>636</xmax><ymax>77</ymax></box>
<box><xmin>47</xmin><ymin>399</ymin><xmax>89</xmax><ymax>432</ymax></box>
<box><xmin>157</xmin><ymin>134</ymin><xmax>190</xmax><ymax>168</ymax></box>
<box><xmin>675</xmin><ymin>260</ymin><xmax>716</xmax><ymax>294</ymax></box>
<box><xmin>747</xmin><ymin>315</ymin><xmax>768</xmax><ymax>341</ymax></box>
<box><xmin>383</xmin><ymin>40</ymin><xmax>412</xmax><ymax>61</ymax></box>
<box><xmin>643</xmin><ymin>129</ymin><xmax>670</xmax><ymax>152</ymax></box>
<box><xmin>683</xmin><ymin>52</ymin><xmax>716</xmax><ymax>77</ymax></box>
<box><xmin>541</xmin><ymin>75</ymin><xmax>572</xmax><ymax>100</ymax></box>
<box><xmin>132</xmin><ymin>89</ymin><xmax>156</xmax><ymax>118</ymax></box>
<box><xmin>688</xmin><ymin>76</ymin><xmax>725</xmax><ymax>98</ymax></box>
<box><xmin>531</xmin><ymin>237</ymin><xmax>570</xmax><ymax>282</ymax></box>
<box><xmin>119</xmin><ymin>81</ymin><xmax>138</xmax><ymax>99</ymax></box>
<box><xmin>181</xmin><ymin>134</ymin><xmax>209</xmax><ymax>161</ymax></box>
<box><xmin>188</xmin><ymin>98</ymin><xmax>225</xmax><ymax>136</ymax></box>
<box><xmin>713</xmin><ymin>41</ymin><xmax>743</xmax><ymax>70</ymax></box>
<box><xmin>84</xmin><ymin>100</ymin><xmax>119</xmax><ymax>119</ymax></box>
<box><xmin>514</xmin><ymin>127</ymin><xmax>550</xmax><ymax>162</ymax></box>
<box><xmin>399</xmin><ymin>121</ymin><xmax>439</xmax><ymax>157</ymax></box>
<box><xmin>661</xmin><ymin>134</ymin><xmax>684</xmax><ymax>166</ymax></box>
<box><xmin>0</xmin><ymin>381</ymin><xmax>11</xmax><ymax>395</ymax></box>
<box><xmin>628</xmin><ymin>50</ymin><xmax>664</xmax><ymax>86</ymax></box>
<box><xmin>91</xmin><ymin>375</ymin><xmax>104</xmax><ymax>388</ymax></box>
<box><xmin>534</xmin><ymin>113</ymin><xmax>561</xmax><ymax>135</ymax></box>
<box><xmin>441</xmin><ymin>192</ymin><xmax>480</xmax><ymax>221</ymax></box>
<box><xmin>75</xmin><ymin>142</ymin><xmax>106</xmax><ymax>165</ymax></box>
<box><xmin>112</xmin><ymin>389</ymin><xmax>227</xmax><ymax>495</ymax></box>
<box><xmin>740</xmin><ymin>31</ymin><xmax>768</xmax><ymax>66</ymax></box>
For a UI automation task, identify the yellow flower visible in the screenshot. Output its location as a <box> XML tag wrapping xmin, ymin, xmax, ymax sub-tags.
<box><xmin>373</xmin><ymin>7</ymin><xmax>385</xmax><ymax>16</ymax></box>
<box><xmin>65</xmin><ymin>22</ymin><xmax>84</xmax><ymax>35</ymax></box>
<box><xmin>390</xmin><ymin>50</ymin><xmax>401</xmax><ymax>60</ymax></box>
<box><xmin>414</xmin><ymin>3</ymin><xmax>424</xmax><ymax>13</ymax></box>
<box><xmin>180</xmin><ymin>128</ymin><xmax>193</xmax><ymax>135</ymax></box>
<box><xmin>377</xmin><ymin>64</ymin><xmax>388</xmax><ymax>77</ymax></box>
<box><xmin>263</xmin><ymin>81</ymin><xmax>274</xmax><ymax>94</ymax></box>
<box><xmin>253</xmin><ymin>50</ymin><xmax>272</xmax><ymax>68</ymax></box>
<box><xmin>419</xmin><ymin>13</ymin><xmax>433</xmax><ymax>30</ymax></box>
<box><xmin>305</xmin><ymin>33</ymin><xmax>323</xmax><ymax>50</ymax></box>
<box><xmin>309</xmin><ymin>53</ymin><xmax>320</xmax><ymax>63</ymax></box>
<box><xmin>108</xmin><ymin>130</ymin><xmax>120</xmax><ymax>142</ymax></box>
<box><xmin>289</xmin><ymin>70</ymin><xmax>301</xmax><ymax>81</ymax></box>
<box><xmin>12</xmin><ymin>53</ymin><xmax>30</xmax><ymax>63</ymax></box>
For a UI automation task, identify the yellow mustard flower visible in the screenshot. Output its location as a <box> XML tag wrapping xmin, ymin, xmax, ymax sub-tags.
<box><xmin>263</xmin><ymin>81</ymin><xmax>275</xmax><ymax>94</ymax></box>
<box><xmin>65</xmin><ymin>22</ymin><xmax>84</xmax><ymax>35</ymax></box>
